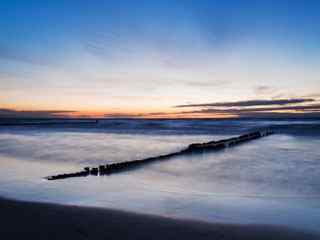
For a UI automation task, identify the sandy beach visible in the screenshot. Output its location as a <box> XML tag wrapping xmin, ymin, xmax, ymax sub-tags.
<box><xmin>1</xmin><ymin>197</ymin><xmax>318</xmax><ymax>240</ymax></box>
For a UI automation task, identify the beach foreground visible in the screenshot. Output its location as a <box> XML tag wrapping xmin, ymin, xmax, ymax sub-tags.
<box><xmin>1</xmin><ymin>198</ymin><xmax>318</xmax><ymax>240</ymax></box>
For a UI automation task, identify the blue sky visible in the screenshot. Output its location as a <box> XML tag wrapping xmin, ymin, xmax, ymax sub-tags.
<box><xmin>0</xmin><ymin>0</ymin><xmax>319</xmax><ymax>118</ymax></box>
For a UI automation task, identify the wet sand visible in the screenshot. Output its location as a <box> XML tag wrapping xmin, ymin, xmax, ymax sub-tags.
<box><xmin>0</xmin><ymin>197</ymin><xmax>318</xmax><ymax>240</ymax></box>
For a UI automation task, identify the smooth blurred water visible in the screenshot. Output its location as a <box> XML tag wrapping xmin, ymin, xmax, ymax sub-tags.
<box><xmin>0</xmin><ymin>119</ymin><xmax>320</xmax><ymax>233</ymax></box>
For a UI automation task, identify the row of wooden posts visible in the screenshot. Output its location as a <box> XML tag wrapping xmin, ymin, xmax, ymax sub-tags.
<box><xmin>45</xmin><ymin>130</ymin><xmax>273</xmax><ymax>181</ymax></box>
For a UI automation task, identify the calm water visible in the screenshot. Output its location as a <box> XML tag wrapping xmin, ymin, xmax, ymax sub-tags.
<box><xmin>0</xmin><ymin>119</ymin><xmax>320</xmax><ymax>233</ymax></box>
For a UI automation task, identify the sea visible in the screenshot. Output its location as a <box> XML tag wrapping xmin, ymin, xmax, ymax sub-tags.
<box><xmin>0</xmin><ymin>118</ymin><xmax>319</xmax><ymax>233</ymax></box>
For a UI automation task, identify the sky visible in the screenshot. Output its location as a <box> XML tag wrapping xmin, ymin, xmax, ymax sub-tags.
<box><xmin>0</xmin><ymin>0</ymin><xmax>320</xmax><ymax>118</ymax></box>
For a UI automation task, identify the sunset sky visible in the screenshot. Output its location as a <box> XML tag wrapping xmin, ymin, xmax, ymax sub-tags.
<box><xmin>1</xmin><ymin>0</ymin><xmax>319</xmax><ymax>118</ymax></box>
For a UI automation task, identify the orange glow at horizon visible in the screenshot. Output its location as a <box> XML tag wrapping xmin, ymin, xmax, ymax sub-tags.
<box><xmin>58</xmin><ymin>109</ymin><xmax>238</xmax><ymax>119</ymax></box>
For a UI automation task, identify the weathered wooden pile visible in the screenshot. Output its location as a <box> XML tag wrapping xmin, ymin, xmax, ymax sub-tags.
<box><xmin>45</xmin><ymin>130</ymin><xmax>273</xmax><ymax>181</ymax></box>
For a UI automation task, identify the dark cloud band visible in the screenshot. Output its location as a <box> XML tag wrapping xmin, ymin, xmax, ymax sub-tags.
<box><xmin>174</xmin><ymin>98</ymin><xmax>315</xmax><ymax>108</ymax></box>
<box><xmin>0</xmin><ymin>109</ymin><xmax>76</xmax><ymax>118</ymax></box>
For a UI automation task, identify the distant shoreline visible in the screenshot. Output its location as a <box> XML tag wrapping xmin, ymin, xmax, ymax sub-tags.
<box><xmin>1</xmin><ymin>117</ymin><xmax>320</xmax><ymax>122</ymax></box>
<box><xmin>1</xmin><ymin>197</ymin><xmax>318</xmax><ymax>240</ymax></box>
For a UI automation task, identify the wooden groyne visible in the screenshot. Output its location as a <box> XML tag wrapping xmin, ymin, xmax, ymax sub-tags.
<box><xmin>45</xmin><ymin>130</ymin><xmax>273</xmax><ymax>181</ymax></box>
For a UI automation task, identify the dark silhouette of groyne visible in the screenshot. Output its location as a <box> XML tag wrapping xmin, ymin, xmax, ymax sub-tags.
<box><xmin>45</xmin><ymin>130</ymin><xmax>273</xmax><ymax>181</ymax></box>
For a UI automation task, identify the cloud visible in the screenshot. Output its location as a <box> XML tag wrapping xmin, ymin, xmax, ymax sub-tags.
<box><xmin>254</xmin><ymin>85</ymin><xmax>275</xmax><ymax>95</ymax></box>
<box><xmin>181</xmin><ymin>104</ymin><xmax>320</xmax><ymax>113</ymax></box>
<box><xmin>174</xmin><ymin>98</ymin><xmax>315</xmax><ymax>108</ymax></box>
<box><xmin>177</xmin><ymin>104</ymin><xmax>320</xmax><ymax>118</ymax></box>
<box><xmin>234</xmin><ymin>112</ymin><xmax>320</xmax><ymax>119</ymax></box>
<box><xmin>0</xmin><ymin>109</ymin><xmax>77</xmax><ymax>118</ymax></box>
<box><xmin>303</xmin><ymin>93</ymin><xmax>320</xmax><ymax>99</ymax></box>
